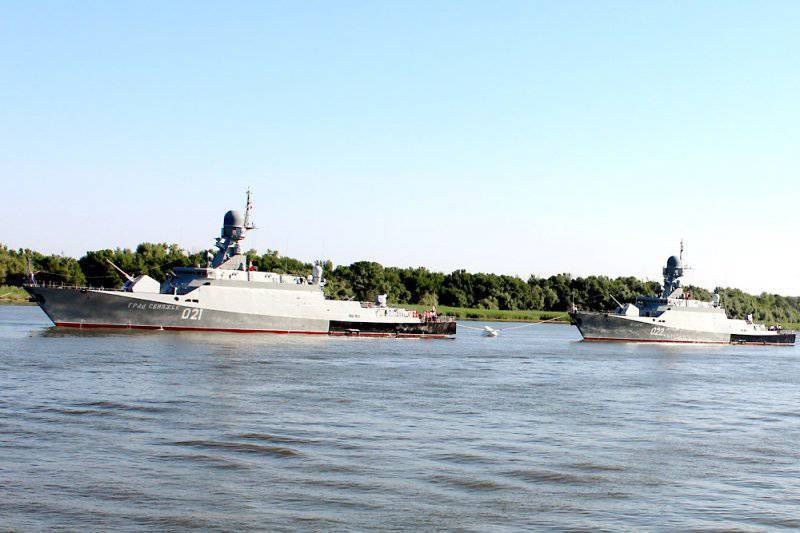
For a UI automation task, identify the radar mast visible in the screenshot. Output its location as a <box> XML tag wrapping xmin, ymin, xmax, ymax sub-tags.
<box><xmin>662</xmin><ymin>242</ymin><xmax>686</xmax><ymax>298</ymax></box>
<box><xmin>210</xmin><ymin>190</ymin><xmax>256</xmax><ymax>269</ymax></box>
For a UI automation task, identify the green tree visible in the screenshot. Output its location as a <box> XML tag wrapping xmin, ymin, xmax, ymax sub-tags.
<box><xmin>346</xmin><ymin>261</ymin><xmax>389</xmax><ymax>301</ymax></box>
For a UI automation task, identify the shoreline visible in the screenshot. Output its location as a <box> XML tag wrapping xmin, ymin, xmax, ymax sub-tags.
<box><xmin>398</xmin><ymin>303</ymin><xmax>571</xmax><ymax>324</ymax></box>
<box><xmin>4</xmin><ymin>289</ymin><xmax>795</xmax><ymax>329</ymax></box>
<box><xmin>457</xmin><ymin>317</ymin><xmax>571</xmax><ymax>324</ymax></box>
<box><xmin>0</xmin><ymin>286</ymin><xmax>30</xmax><ymax>305</ymax></box>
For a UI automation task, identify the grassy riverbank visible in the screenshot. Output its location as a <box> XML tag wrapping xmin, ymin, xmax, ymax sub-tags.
<box><xmin>0</xmin><ymin>286</ymin><xmax>30</xmax><ymax>304</ymax></box>
<box><xmin>400</xmin><ymin>303</ymin><xmax>800</xmax><ymax>330</ymax></box>
<box><xmin>399</xmin><ymin>304</ymin><xmax>570</xmax><ymax>323</ymax></box>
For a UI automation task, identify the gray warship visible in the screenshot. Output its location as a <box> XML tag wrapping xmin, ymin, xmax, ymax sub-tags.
<box><xmin>570</xmin><ymin>247</ymin><xmax>795</xmax><ymax>346</ymax></box>
<box><xmin>25</xmin><ymin>192</ymin><xmax>456</xmax><ymax>338</ymax></box>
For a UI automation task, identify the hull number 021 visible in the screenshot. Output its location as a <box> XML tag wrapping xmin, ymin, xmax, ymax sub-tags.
<box><xmin>181</xmin><ymin>308</ymin><xmax>203</xmax><ymax>320</ymax></box>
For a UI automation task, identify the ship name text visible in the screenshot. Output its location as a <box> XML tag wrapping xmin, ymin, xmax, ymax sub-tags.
<box><xmin>127</xmin><ymin>302</ymin><xmax>180</xmax><ymax>311</ymax></box>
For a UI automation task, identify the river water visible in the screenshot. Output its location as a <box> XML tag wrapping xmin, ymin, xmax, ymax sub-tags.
<box><xmin>2</xmin><ymin>305</ymin><xmax>799</xmax><ymax>530</ymax></box>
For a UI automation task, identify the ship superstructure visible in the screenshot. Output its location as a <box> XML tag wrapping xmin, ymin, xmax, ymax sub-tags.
<box><xmin>26</xmin><ymin>192</ymin><xmax>456</xmax><ymax>338</ymax></box>
<box><xmin>570</xmin><ymin>245</ymin><xmax>795</xmax><ymax>345</ymax></box>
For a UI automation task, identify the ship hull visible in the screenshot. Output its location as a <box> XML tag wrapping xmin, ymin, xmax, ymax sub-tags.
<box><xmin>26</xmin><ymin>286</ymin><xmax>456</xmax><ymax>338</ymax></box>
<box><xmin>570</xmin><ymin>311</ymin><xmax>795</xmax><ymax>346</ymax></box>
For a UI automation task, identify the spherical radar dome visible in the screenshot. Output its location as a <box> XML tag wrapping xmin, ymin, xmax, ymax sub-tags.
<box><xmin>666</xmin><ymin>255</ymin><xmax>682</xmax><ymax>269</ymax></box>
<box><xmin>223</xmin><ymin>210</ymin><xmax>244</xmax><ymax>227</ymax></box>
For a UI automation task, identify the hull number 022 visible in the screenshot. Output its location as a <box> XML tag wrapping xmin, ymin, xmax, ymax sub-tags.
<box><xmin>650</xmin><ymin>326</ymin><xmax>666</xmax><ymax>336</ymax></box>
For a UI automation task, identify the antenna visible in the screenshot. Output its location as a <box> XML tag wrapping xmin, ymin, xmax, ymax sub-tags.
<box><xmin>680</xmin><ymin>239</ymin><xmax>691</xmax><ymax>271</ymax></box>
<box><xmin>243</xmin><ymin>188</ymin><xmax>256</xmax><ymax>230</ymax></box>
<box><xmin>105</xmin><ymin>259</ymin><xmax>135</xmax><ymax>283</ymax></box>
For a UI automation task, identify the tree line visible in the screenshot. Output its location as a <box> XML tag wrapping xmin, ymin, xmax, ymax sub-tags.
<box><xmin>2</xmin><ymin>243</ymin><xmax>799</xmax><ymax>324</ymax></box>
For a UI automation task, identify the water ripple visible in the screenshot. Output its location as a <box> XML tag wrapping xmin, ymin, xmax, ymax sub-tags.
<box><xmin>170</xmin><ymin>439</ymin><xmax>302</xmax><ymax>457</ymax></box>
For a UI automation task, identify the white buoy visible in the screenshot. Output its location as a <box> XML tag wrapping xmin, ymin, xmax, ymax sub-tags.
<box><xmin>483</xmin><ymin>326</ymin><xmax>499</xmax><ymax>337</ymax></box>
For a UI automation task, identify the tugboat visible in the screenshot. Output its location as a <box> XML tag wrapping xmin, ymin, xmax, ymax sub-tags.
<box><xmin>570</xmin><ymin>245</ymin><xmax>795</xmax><ymax>345</ymax></box>
<box><xmin>25</xmin><ymin>192</ymin><xmax>456</xmax><ymax>338</ymax></box>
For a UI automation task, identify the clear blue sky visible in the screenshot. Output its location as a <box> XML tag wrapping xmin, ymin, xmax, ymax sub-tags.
<box><xmin>2</xmin><ymin>1</ymin><xmax>799</xmax><ymax>294</ymax></box>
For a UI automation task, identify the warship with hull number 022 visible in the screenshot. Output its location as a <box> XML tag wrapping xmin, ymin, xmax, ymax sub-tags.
<box><xmin>570</xmin><ymin>246</ymin><xmax>795</xmax><ymax>346</ymax></box>
<box><xmin>26</xmin><ymin>192</ymin><xmax>456</xmax><ymax>338</ymax></box>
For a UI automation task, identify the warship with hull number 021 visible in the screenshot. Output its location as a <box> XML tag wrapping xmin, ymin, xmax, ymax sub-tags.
<box><xmin>26</xmin><ymin>192</ymin><xmax>456</xmax><ymax>338</ymax></box>
<box><xmin>570</xmin><ymin>246</ymin><xmax>795</xmax><ymax>346</ymax></box>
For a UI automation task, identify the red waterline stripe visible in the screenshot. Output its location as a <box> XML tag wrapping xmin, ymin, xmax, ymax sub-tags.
<box><xmin>583</xmin><ymin>336</ymin><xmax>792</xmax><ymax>346</ymax></box>
<box><xmin>56</xmin><ymin>322</ymin><xmax>328</xmax><ymax>334</ymax></box>
<box><xmin>54</xmin><ymin>322</ymin><xmax>451</xmax><ymax>338</ymax></box>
